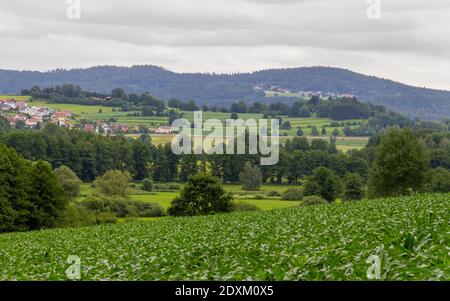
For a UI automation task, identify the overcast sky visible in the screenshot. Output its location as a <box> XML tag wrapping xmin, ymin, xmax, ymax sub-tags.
<box><xmin>0</xmin><ymin>0</ymin><xmax>449</xmax><ymax>90</ymax></box>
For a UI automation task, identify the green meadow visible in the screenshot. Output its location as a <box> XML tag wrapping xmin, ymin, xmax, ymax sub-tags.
<box><xmin>79</xmin><ymin>183</ymin><xmax>302</xmax><ymax>212</ymax></box>
<box><xmin>19</xmin><ymin>98</ymin><xmax>368</xmax><ymax>150</ymax></box>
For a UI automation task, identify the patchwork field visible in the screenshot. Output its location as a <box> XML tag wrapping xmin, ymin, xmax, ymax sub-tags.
<box><xmin>0</xmin><ymin>194</ymin><xmax>447</xmax><ymax>280</ymax></box>
<box><xmin>19</xmin><ymin>98</ymin><xmax>368</xmax><ymax>150</ymax></box>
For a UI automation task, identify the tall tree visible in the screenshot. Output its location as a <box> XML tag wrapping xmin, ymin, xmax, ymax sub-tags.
<box><xmin>239</xmin><ymin>161</ymin><xmax>262</xmax><ymax>191</ymax></box>
<box><xmin>304</xmin><ymin>167</ymin><xmax>342</xmax><ymax>202</ymax></box>
<box><xmin>368</xmin><ymin>128</ymin><xmax>429</xmax><ymax>197</ymax></box>
<box><xmin>168</xmin><ymin>174</ymin><xmax>232</xmax><ymax>216</ymax></box>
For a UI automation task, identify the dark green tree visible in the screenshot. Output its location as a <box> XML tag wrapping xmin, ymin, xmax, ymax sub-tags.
<box><xmin>343</xmin><ymin>173</ymin><xmax>365</xmax><ymax>201</ymax></box>
<box><xmin>27</xmin><ymin>161</ymin><xmax>68</xmax><ymax>229</ymax></box>
<box><xmin>368</xmin><ymin>128</ymin><xmax>429</xmax><ymax>197</ymax></box>
<box><xmin>168</xmin><ymin>174</ymin><xmax>232</xmax><ymax>216</ymax></box>
<box><xmin>303</xmin><ymin>167</ymin><xmax>342</xmax><ymax>202</ymax></box>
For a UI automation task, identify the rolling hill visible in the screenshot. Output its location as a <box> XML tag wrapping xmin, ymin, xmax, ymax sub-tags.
<box><xmin>1</xmin><ymin>66</ymin><xmax>449</xmax><ymax>120</ymax></box>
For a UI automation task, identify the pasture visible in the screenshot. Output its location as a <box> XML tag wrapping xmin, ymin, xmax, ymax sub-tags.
<box><xmin>80</xmin><ymin>183</ymin><xmax>302</xmax><ymax>211</ymax></box>
<box><xmin>21</xmin><ymin>99</ymin><xmax>368</xmax><ymax>150</ymax></box>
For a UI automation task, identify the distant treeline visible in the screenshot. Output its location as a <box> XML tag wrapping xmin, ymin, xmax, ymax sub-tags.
<box><xmin>21</xmin><ymin>84</ymin><xmax>450</xmax><ymax>135</ymax></box>
<box><xmin>1</xmin><ymin>125</ymin><xmax>449</xmax><ymax>185</ymax></box>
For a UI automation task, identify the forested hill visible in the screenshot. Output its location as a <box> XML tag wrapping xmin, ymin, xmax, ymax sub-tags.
<box><xmin>1</xmin><ymin>65</ymin><xmax>449</xmax><ymax>120</ymax></box>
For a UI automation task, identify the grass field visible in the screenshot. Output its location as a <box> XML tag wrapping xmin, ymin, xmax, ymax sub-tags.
<box><xmin>0</xmin><ymin>193</ymin><xmax>447</xmax><ymax>280</ymax></box>
<box><xmin>80</xmin><ymin>183</ymin><xmax>302</xmax><ymax>211</ymax></box>
<box><xmin>0</xmin><ymin>95</ymin><xmax>31</xmax><ymax>101</ymax></box>
<box><xmin>20</xmin><ymin>99</ymin><xmax>368</xmax><ymax>150</ymax></box>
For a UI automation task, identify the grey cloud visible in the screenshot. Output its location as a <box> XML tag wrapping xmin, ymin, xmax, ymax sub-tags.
<box><xmin>0</xmin><ymin>0</ymin><xmax>449</xmax><ymax>89</ymax></box>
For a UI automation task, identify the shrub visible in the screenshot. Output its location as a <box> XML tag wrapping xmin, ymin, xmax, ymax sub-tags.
<box><xmin>267</xmin><ymin>190</ymin><xmax>281</xmax><ymax>197</ymax></box>
<box><xmin>142</xmin><ymin>178</ymin><xmax>154</xmax><ymax>192</ymax></box>
<box><xmin>154</xmin><ymin>184</ymin><xmax>167</xmax><ymax>190</ymax></box>
<box><xmin>54</xmin><ymin>165</ymin><xmax>82</xmax><ymax>200</ymax></box>
<box><xmin>168</xmin><ymin>174</ymin><xmax>233</xmax><ymax>216</ymax></box>
<box><xmin>96</xmin><ymin>212</ymin><xmax>118</xmax><ymax>224</ymax></box>
<box><xmin>427</xmin><ymin>167</ymin><xmax>450</xmax><ymax>193</ymax></box>
<box><xmin>81</xmin><ymin>195</ymin><xmax>137</xmax><ymax>218</ymax></box>
<box><xmin>134</xmin><ymin>202</ymin><xmax>166</xmax><ymax>217</ymax></box>
<box><xmin>281</xmin><ymin>188</ymin><xmax>303</xmax><ymax>200</ymax></box>
<box><xmin>232</xmin><ymin>202</ymin><xmax>260</xmax><ymax>212</ymax></box>
<box><xmin>80</xmin><ymin>196</ymin><xmax>166</xmax><ymax>219</ymax></box>
<box><xmin>253</xmin><ymin>194</ymin><xmax>265</xmax><ymax>200</ymax></box>
<box><xmin>168</xmin><ymin>183</ymin><xmax>181</xmax><ymax>190</ymax></box>
<box><xmin>59</xmin><ymin>203</ymin><xmax>96</xmax><ymax>227</ymax></box>
<box><xmin>94</xmin><ymin>170</ymin><xmax>131</xmax><ymax>196</ymax></box>
<box><xmin>302</xmin><ymin>195</ymin><xmax>327</xmax><ymax>206</ymax></box>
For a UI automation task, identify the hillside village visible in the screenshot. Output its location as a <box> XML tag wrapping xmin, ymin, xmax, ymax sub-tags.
<box><xmin>0</xmin><ymin>97</ymin><xmax>173</xmax><ymax>135</ymax></box>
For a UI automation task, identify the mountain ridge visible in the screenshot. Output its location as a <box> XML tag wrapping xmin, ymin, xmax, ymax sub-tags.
<box><xmin>1</xmin><ymin>65</ymin><xmax>449</xmax><ymax>120</ymax></box>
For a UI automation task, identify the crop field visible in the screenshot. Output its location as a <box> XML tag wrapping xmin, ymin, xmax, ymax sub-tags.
<box><xmin>0</xmin><ymin>194</ymin><xmax>448</xmax><ymax>280</ymax></box>
<box><xmin>0</xmin><ymin>95</ymin><xmax>31</xmax><ymax>101</ymax></box>
<box><xmin>27</xmin><ymin>100</ymin><xmax>114</xmax><ymax>115</ymax></box>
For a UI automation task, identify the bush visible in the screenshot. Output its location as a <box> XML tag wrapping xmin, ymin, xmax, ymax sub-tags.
<box><xmin>54</xmin><ymin>165</ymin><xmax>82</xmax><ymax>200</ymax></box>
<box><xmin>253</xmin><ymin>194</ymin><xmax>266</xmax><ymax>200</ymax></box>
<box><xmin>267</xmin><ymin>190</ymin><xmax>281</xmax><ymax>197</ymax></box>
<box><xmin>96</xmin><ymin>212</ymin><xmax>118</xmax><ymax>224</ymax></box>
<box><xmin>302</xmin><ymin>195</ymin><xmax>327</xmax><ymax>206</ymax></box>
<box><xmin>94</xmin><ymin>170</ymin><xmax>131</xmax><ymax>196</ymax></box>
<box><xmin>134</xmin><ymin>202</ymin><xmax>166</xmax><ymax>217</ymax></box>
<box><xmin>168</xmin><ymin>183</ymin><xmax>181</xmax><ymax>190</ymax></box>
<box><xmin>154</xmin><ymin>184</ymin><xmax>168</xmax><ymax>190</ymax></box>
<box><xmin>80</xmin><ymin>196</ymin><xmax>165</xmax><ymax>218</ymax></box>
<box><xmin>281</xmin><ymin>188</ymin><xmax>303</xmax><ymax>200</ymax></box>
<box><xmin>427</xmin><ymin>167</ymin><xmax>450</xmax><ymax>193</ymax></box>
<box><xmin>142</xmin><ymin>178</ymin><xmax>154</xmax><ymax>192</ymax></box>
<box><xmin>232</xmin><ymin>202</ymin><xmax>260</xmax><ymax>212</ymax></box>
<box><xmin>81</xmin><ymin>195</ymin><xmax>137</xmax><ymax>218</ymax></box>
<box><xmin>168</xmin><ymin>174</ymin><xmax>233</xmax><ymax>216</ymax></box>
<box><xmin>59</xmin><ymin>203</ymin><xmax>96</xmax><ymax>227</ymax></box>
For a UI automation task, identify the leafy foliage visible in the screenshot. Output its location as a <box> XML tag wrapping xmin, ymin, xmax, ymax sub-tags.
<box><xmin>168</xmin><ymin>174</ymin><xmax>233</xmax><ymax>216</ymax></box>
<box><xmin>93</xmin><ymin>170</ymin><xmax>131</xmax><ymax>196</ymax></box>
<box><xmin>0</xmin><ymin>145</ymin><xmax>68</xmax><ymax>233</ymax></box>
<box><xmin>0</xmin><ymin>194</ymin><xmax>447</xmax><ymax>280</ymax></box>
<box><xmin>141</xmin><ymin>178</ymin><xmax>154</xmax><ymax>192</ymax></box>
<box><xmin>343</xmin><ymin>173</ymin><xmax>365</xmax><ymax>201</ymax></box>
<box><xmin>239</xmin><ymin>161</ymin><xmax>262</xmax><ymax>191</ymax></box>
<box><xmin>302</xmin><ymin>195</ymin><xmax>328</xmax><ymax>206</ymax></box>
<box><xmin>54</xmin><ymin>165</ymin><xmax>82</xmax><ymax>200</ymax></box>
<box><xmin>368</xmin><ymin>128</ymin><xmax>429</xmax><ymax>197</ymax></box>
<box><xmin>281</xmin><ymin>188</ymin><xmax>303</xmax><ymax>201</ymax></box>
<box><xmin>303</xmin><ymin>167</ymin><xmax>342</xmax><ymax>202</ymax></box>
